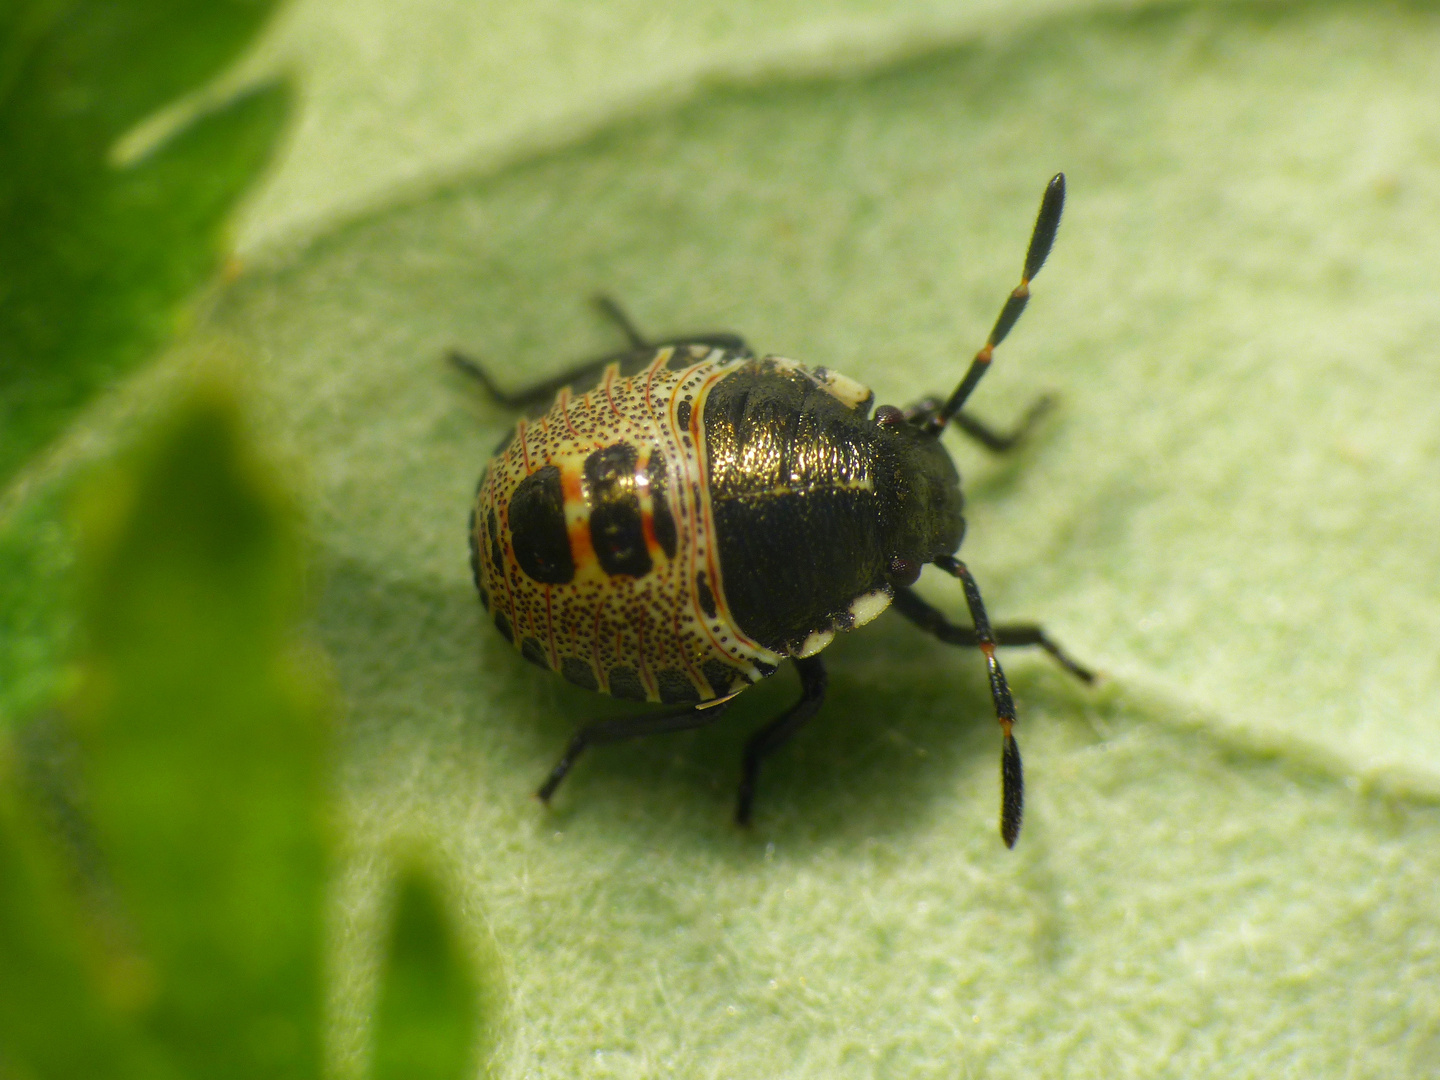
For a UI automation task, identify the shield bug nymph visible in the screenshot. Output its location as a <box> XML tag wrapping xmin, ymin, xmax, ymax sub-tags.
<box><xmin>454</xmin><ymin>174</ymin><xmax>1092</xmax><ymax>847</ymax></box>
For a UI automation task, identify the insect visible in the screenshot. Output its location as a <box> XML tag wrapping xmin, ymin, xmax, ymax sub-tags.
<box><xmin>454</xmin><ymin>174</ymin><xmax>1092</xmax><ymax>847</ymax></box>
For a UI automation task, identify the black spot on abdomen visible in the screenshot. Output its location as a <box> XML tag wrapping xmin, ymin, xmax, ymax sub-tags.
<box><xmin>657</xmin><ymin>669</ymin><xmax>700</xmax><ymax>704</ymax></box>
<box><xmin>521</xmin><ymin>637</ymin><xmax>549</xmax><ymax>669</ymax></box>
<box><xmin>607</xmin><ymin>664</ymin><xmax>647</xmax><ymax>701</ymax></box>
<box><xmin>561</xmin><ymin>657</ymin><xmax>599</xmax><ymax>692</ymax></box>
<box><xmin>702</xmin><ymin>659</ymin><xmax>736</xmax><ymax>697</ymax></box>
<box><xmin>696</xmin><ymin>571</ymin><xmax>717</xmax><ymax>619</ymax></box>
<box><xmin>585</xmin><ymin>444</ymin><xmax>652</xmax><ymax>578</ymax></box>
<box><xmin>509</xmin><ymin>465</ymin><xmax>575</xmax><ymax>584</ymax></box>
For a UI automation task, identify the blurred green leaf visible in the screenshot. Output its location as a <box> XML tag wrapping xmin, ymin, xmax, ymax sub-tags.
<box><xmin>0</xmin><ymin>486</ymin><xmax>79</xmax><ymax>731</ymax></box>
<box><xmin>66</xmin><ymin>384</ymin><xmax>328</xmax><ymax>1080</ymax></box>
<box><xmin>0</xmin><ymin>760</ymin><xmax>175</xmax><ymax>1080</ymax></box>
<box><xmin>0</xmin><ymin>0</ymin><xmax>288</xmax><ymax>484</ymax></box>
<box><xmin>372</xmin><ymin>863</ymin><xmax>484</xmax><ymax>1080</ymax></box>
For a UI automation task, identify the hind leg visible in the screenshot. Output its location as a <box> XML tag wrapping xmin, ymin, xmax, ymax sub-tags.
<box><xmin>450</xmin><ymin>295</ymin><xmax>752</xmax><ymax>408</ymax></box>
<box><xmin>536</xmin><ymin>699</ymin><xmax>736</xmax><ymax>803</ymax></box>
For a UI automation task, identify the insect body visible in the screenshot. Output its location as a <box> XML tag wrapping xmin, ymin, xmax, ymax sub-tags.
<box><xmin>458</xmin><ymin>175</ymin><xmax>1091</xmax><ymax>847</ymax></box>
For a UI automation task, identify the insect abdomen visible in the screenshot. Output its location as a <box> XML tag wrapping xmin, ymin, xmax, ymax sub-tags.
<box><xmin>472</xmin><ymin>346</ymin><xmax>782</xmax><ymax>702</ymax></box>
<box><xmin>697</xmin><ymin>359</ymin><xmax>895</xmax><ymax>654</ymax></box>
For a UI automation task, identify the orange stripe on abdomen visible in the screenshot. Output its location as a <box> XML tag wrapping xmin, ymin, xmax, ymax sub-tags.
<box><xmin>559</xmin><ymin>463</ymin><xmax>596</xmax><ymax>573</ymax></box>
<box><xmin>634</xmin><ymin>444</ymin><xmax>668</xmax><ymax>565</ymax></box>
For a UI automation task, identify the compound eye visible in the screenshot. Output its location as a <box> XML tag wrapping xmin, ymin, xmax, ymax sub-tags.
<box><xmin>888</xmin><ymin>556</ymin><xmax>922</xmax><ymax>585</ymax></box>
<box><xmin>875</xmin><ymin>405</ymin><xmax>905</xmax><ymax>428</ymax></box>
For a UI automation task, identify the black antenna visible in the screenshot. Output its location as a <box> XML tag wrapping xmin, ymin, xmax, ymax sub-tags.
<box><xmin>926</xmin><ymin>173</ymin><xmax>1066</xmax><ymax>436</ymax></box>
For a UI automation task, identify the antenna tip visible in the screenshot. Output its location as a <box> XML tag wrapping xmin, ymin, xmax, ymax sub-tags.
<box><xmin>1000</xmin><ymin>732</ymin><xmax>1024</xmax><ymax>848</ymax></box>
<box><xmin>1022</xmin><ymin>174</ymin><xmax>1067</xmax><ymax>283</ymax></box>
<box><xmin>1043</xmin><ymin>174</ymin><xmax>1066</xmax><ymax>214</ymax></box>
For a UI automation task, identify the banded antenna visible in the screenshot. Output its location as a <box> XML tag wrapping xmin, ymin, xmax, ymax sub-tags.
<box><xmin>926</xmin><ymin>173</ymin><xmax>1066</xmax><ymax>436</ymax></box>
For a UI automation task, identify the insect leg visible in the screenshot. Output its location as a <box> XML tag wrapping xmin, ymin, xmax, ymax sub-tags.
<box><xmin>927</xmin><ymin>174</ymin><xmax>1066</xmax><ymax>436</ymax></box>
<box><xmin>592</xmin><ymin>294</ymin><xmax>651</xmax><ymax>349</ymax></box>
<box><xmin>448</xmin><ymin>295</ymin><xmax>659</xmax><ymax>408</ymax></box>
<box><xmin>536</xmin><ymin>700</ymin><xmax>735</xmax><ymax>804</ymax></box>
<box><xmin>891</xmin><ymin>583</ymin><xmax>1094</xmax><ymax>682</ymax></box>
<box><xmin>735</xmin><ymin>656</ymin><xmax>827</xmax><ymax>826</ymax></box>
<box><xmin>930</xmin><ymin>557</ymin><xmax>1025</xmax><ymax>847</ymax></box>
<box><xmin>450</xmin><ymin>296</ymin><xmax>753</xmax><ymax>408</ymax></box>
<box><xmin>448</xmin><ymin>348</ymin><xmax>635</xmax><ymax>410</ymax></box>
<box><xmin>951</xmin><ymin>396</ymin><xmax>1057</xmax><ymax>453</ymax></box>
<box><xmin>905</xmin><ymin>394</ymin><xmax>1056</xmax><ymax>453</ymax></box>
<box><xmin>596</xmin><ymin>294</ymin><xmax>754</xmax><ymax>355</ymax></box>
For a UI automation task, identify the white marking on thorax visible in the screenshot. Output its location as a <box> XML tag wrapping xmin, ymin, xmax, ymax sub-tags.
<box><xmin>794</xmin><ymin>628</ymin><xmax>835</xmax><ymax>658</ymax></box>
<box><xmin>764</xmin><ymin>355</ymin><xmax>874</xmax><ymax>411</ymax></box>
<box><xmin>848</xmin><ymin>589</ymin><xmax>892</xmax><ymax>628</ymax></box>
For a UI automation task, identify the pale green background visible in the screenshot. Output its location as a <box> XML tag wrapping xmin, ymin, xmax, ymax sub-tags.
<box><xmin>16</xmin><ymin>0</ymin><xmax>1440</xmax><ymax>1076</ymax></box>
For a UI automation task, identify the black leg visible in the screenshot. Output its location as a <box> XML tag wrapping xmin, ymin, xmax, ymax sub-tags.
<box><xmin>451</xmin><ymin>295</ymin><xmax>753</xmax><ymax>410</ymax></box>
<box><xmin>449</xmin><ymin>348</ymin><xmax>635</xmax><ymax>410</ymax></box>
<box><xmin>595</xmin><ymin>294</ymin><xmax>756</xmax><ymax>355</ymax></box>
<box><xmin>593</xmin><ymin>294</ymin><xmax>650</xmax><ymax>349</ymax></box>
<box><xmin>654</xmin><ymin>331</ymin><xmax>753</xmax><ymax>354</ymax></box>
<box><xmin>929</xmin><ymin>557</ymin><xmax>1026</xmax><ymax>847</ymax></box>
<box><xmin>536</xmin><ymin>700</ymin><xmax>735</xmax><ymax>803</ymax></box>
<box><xmin>904</xmin><ymin>394</ymin><xmax>1056</xmax><ymax>454</ymax></box>
<box><xmin>599</xmin><ymin>295</ymin><xmax>753</xmax><ymax>357</ymax></box>
<box><xmin>735</xmin><ymin>655</ymin><xmax>828</xmax><ymax>826</ymax></box>
<box><xmin>891</xmin><ymin>584</ymin><xmax>1095</xmax><ymax>682</ymax></box>
<box><xmin>952</xmin><ymin>395</ymin><xmax>1056</xmax><ymax>453</ymax></box>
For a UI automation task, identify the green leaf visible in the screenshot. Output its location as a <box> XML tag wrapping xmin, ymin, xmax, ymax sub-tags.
<box><xmin>371</xmin><ymin>862</ymin><xmax>486</xmax><ymax>1080</ymax></box>
<box><xmin>0</xmin><ymin>0</ymin><xmax>288</xmax><ymax>484</ymax></box>
<box><xmin>8</xmin><ymin>2</ymin><xmax>1440</xmax><ymax>1078</ymax></box>
<box><xmin>0</xmin><ymin>756</ymin><xmax>176</xmax><ymax>1080</ymax></box>
<box><xmin>66</xmin><ymin>385</ymin><xmax>328</xmax><ymax>1080</ymax></box>
<box><xmin>228</xmin><ymin>0</ymin><xmax>1131</xmax><ymax>252</ymax></box>
<box><xmin>0</xmin><ymin>485</ymin><xmax>79</xmax><ymax>731</ymax></box>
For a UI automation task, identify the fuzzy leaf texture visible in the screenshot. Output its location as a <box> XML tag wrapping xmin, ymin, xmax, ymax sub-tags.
<box><xmin>3</xmin><ymin>1</ymin><xmax>1440</xmax><ymax>1078</ymax></box>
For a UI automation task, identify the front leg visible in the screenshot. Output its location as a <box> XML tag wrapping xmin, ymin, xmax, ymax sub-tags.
<box><xmin>902</xmin><ymin>394</ymin><xmax>1056</xmax><ymax>453</ymax></box>
<box><xmin>891</xmin><ymin>584</ymin><xmax>1094</xmax><ymax>682</ymax></box>
<box><xmin>895</xmin><ymin>562</ymin><xmax>1094</xmax><ymax>849</ymax></box>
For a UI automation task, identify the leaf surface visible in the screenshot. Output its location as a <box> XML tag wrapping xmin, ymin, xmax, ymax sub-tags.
<box><xmin>6</xmin><ymin>2</ymin><xmax>1440</xmax><ymax>1077</ymax></box>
